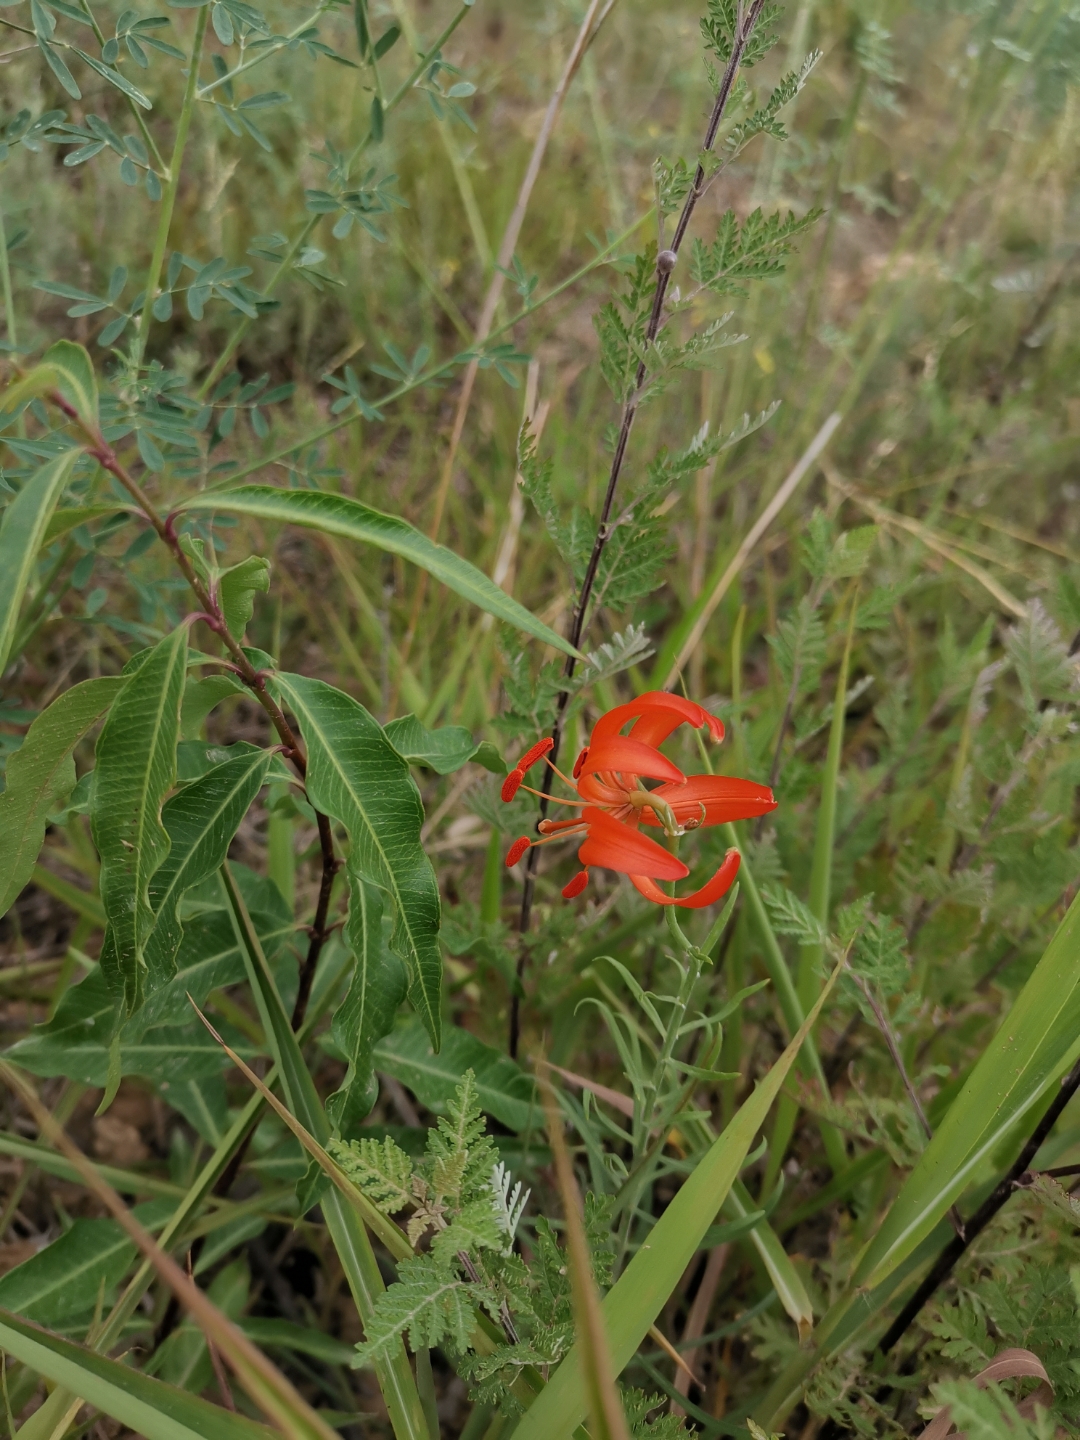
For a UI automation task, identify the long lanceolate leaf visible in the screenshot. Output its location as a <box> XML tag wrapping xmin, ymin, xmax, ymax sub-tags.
<box><xmin>0</xmin><ymin>676</ymin><xmax>124</xmax><ymax>917</ymax></box>
<box><xmin>218</xmin><ymin>867</ymin><xmax>431</xmax><ymax>1440</ymax></box>
<box><xmin>327</xmin><ymin>877</ymin><xmax>407</xmax><ymax>1132</ymax></box>
<box><xmin>91</xmin><ymin>628</ymin><xmax>187</xmax><ymax>1014</ymax></box>
<box><xmin>760</xmin><ymin>889</ymin><xmax>1080</xmax><ymax>1427</ymax></box>
<box><xmin>178</xmin><ymin>485</ymin><xmax>581</xmax><ymax>657</ymax></box>
<box><xmin>0</xmin><ymin>1308</ymin><xmax>274</xmax><ymax>1440</ymax></box>
<box><xmin>513</xmin><ymin>965</ymin><xmax>843</xmax><ymax>1440</ymax></box>
<box><xmin>274</xmin><ymin>673</ymin><xmax>443</xmax><ymax>1046</ymax></box>
<box><xmin>144</xmin><ymin>748</ymin><xmax>273</xmax><ymax>983</ymax></box>
<box><xmin>0</xmin><ymin>450</ymin><xmax>79</xmax><ymax>674</ymax></box>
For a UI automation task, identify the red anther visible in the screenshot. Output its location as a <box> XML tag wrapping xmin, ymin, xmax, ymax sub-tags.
<box><xmin>561</xmin><ymin>868</ymin><xmax>589</xmax><ymax>899</ymax></box>
<box><xmin>517</xmin><ymin>736</ymin><xmax>554</xmax><ymax>773</ymax></box>
<box><xmin>572</xmin><ymin>746</ymin><xmax>589</xmax><ymax>779</ymax></box>
<box><xmin>506</xmin><ymin>835</ymin><xmax>531</xmax><ymax>867</ymax></box>
<box><xmin>501</xmin><ymin>769</ymin><xmax>524</xmax><ymax>802</ymax></box>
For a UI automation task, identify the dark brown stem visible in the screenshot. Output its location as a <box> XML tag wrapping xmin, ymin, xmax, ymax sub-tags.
<box><xmin>509</xmin><ymin>3</ymin><xmax>767</xmax><ymax>1058</ymax></box>
<box><xmin>50</xmin><ymin>391</ymin><xmax>341</xmax><ymax>1026</ymax></box>
<box><xmin>878</xmin><ymin>1050</ymin><xmax>1080</xmax><ymax>1353</ymax></box>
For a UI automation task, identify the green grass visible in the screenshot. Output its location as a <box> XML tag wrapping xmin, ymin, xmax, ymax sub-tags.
<box><xmin>4</xmin><ymin>0</ymin><xmax>1080</xmax><ymax>1436</ymax></box>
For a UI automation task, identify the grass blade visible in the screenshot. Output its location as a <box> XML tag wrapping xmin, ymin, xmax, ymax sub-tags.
<box><xmin>0</xmin><ymin>1308</ymin><xmax>274</xmax><ymax>1440</ymax></box>
<box><xmin>513</xmin><ymin>962</ymin><xmax>843</xmax><ymax>1440</ymax></box>
<box><xmin>217</xmin><ymin>864</ymin><xmax>431</xmax><ymax>1440</ymax></box>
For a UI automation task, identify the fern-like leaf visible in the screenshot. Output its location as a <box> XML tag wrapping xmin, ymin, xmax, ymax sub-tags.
<box><xmin>331</xmin><ymin>1135</ymin><xmax>413</xmax><ymax>1215</ymax></box>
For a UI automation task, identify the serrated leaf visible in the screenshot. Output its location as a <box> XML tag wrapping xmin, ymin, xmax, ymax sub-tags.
<box><xmin>273</xmin><ymin>674</ymin><xmax>442</xmax><ymax>1047</ymax></box>
<box><xmin>351</xmin><ymin>1255</ymin><xmax>482</xmax><ymax>1368</ymax></box>
<box><xmin>179</xmin><ymin>486</ymin><xmax>579</xmax><ymax>657</ymax></box>
<box><xmin>0</xmin><ymin>676</ymin><xmax>124</xmax><ymax>917</ymax></box>
<box><xmin>327</xmin><ymin>877</ymin><xmax>407</xmax><ymax>1132</ymax></box>
<box><xmin>217</xmin><ymin>553</ymin><xmax>270</xmax><ymax>639</ymax></box>
<box><xmin>0</xmin><ymin>449</ymin><xmax>79</xmax><ymax>674</ymax></box>
<box><xmin>332</xmin><ymin>1133</ymin><xmax>414</xmax><ymax>1213</ymax></box>
<box><xmin>91</xmin><ymin>626</ymin><xmax>187</xmax><ymax>1015</ymax></box>
<box><xmin>143</xmin><ymin>748</ymin><xmax>272</xmax><ymax>985</ymax></box>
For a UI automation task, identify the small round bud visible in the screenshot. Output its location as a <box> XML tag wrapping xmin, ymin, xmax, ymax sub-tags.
<box><xmin>657</xmin><ymin>249</ymin><xmax>677</xmax><ymax>275</ymax></box>
<box><xmin>506</xmin><ymin>835</ymin><xmax>531</xmax><ymax>866</ymax></box>
<box><xmin>501</xmin><ymin>769</ymin><xmax>524</xmax><ymax>802</ymax></box>
<box><xmin>561</xmin><ymin>868</ymin><xmax>590</xmax><ymax>899</ymax></box>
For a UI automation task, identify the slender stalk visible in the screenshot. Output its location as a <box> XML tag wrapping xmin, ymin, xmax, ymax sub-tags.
<box><xmin>74</xmin><ymin>0</ymin><xmax>167</xmax><ymax>175</ymax></box>
<box><xmin>0</xmin><ymin>198</ymin><xmax>17</xmax><ymax>351</ymax></box>
<box><xmin>133</xmin><ymin>3</ymin><xmax>209</xmax><ymax>370</ymax></box>
<box><xmin>196</xmin><ymin>2</ymin><xmax>329</xmax><ymax>99</ymax></box>
<box><xmin>877</xmin><ymin>1049</ymin><xmax>1080</xmax><ymax>1353</ymax></box>
<box><xmin>510</xmin><ymin>2</ymin><xmax>769</xmax><ymax>1056</ymax></box>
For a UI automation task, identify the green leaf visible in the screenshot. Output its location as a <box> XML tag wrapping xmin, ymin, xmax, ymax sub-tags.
<box><xmin>0</xmin><ymin>450</ymin><xmax>79</xmax><ymax>673</ymax></box>
<box><xmin>384</xmin><ymin>714</ymin><xmax>485</xmax><ymax>775</ymax></box>
<box><xmin>0</xmin><ymin>1307</ymin><xmax>274</xmax><ymax>1440</ymax></box>
<box><xmin>0</xmin><ymin>676</ymin><xmax>124</xmax><ymax>917</ymax></box>
<box><xmin>0</xmin><ymin>1218</ymin><xmax>136</xmax><ymax>1327</ymax></box>
<box><xmin>218</xmin><ymin>554</ymin><xmax>270</xmax><ymax>639</ymax></box>
<box><xmin>179</xmin><ymin>486</ymin><xmax>580</xmax><ymax>657</ymax></box>
<box><xmin>37</xmin><ymin>37</ymin><xmax>81</xmax><ymax>97</ymax></box>
<box><xmin>327</xmin><ymin>877</ymin><xmax>407</xmax><ymax>1133</ymax></box>
<box><xmin>90</xmin><ymin>627</ymin><xmax>188</xmax><ymax>1015</ymax></box>
<box><xmin>72</xmin><ymin>47</ymin><xmax>152</xmax><ymax>108</ymax></box>
<box><xmin>144</xmin><ymin>748</ymin><xmax>273</xmax><ymax>985</ymax></box>
<box><xmin>238</xmin><ymin>1318</ymin><xmax>355</xmax><ymax>1368</ymax></box>
<box><xmin>512</xmin><ymin>966</ymin><xmax>842</xmax><ymax>1440</ymax></box>
<box><xmin>42</xmin><ymin>338</ymin><xmax>98</xmax><ymax>424</ymax></box>
<box><xmin>274</xmin><ymin>673</ymin><xmax>442</xmax><ymax>1048</ymax></box>
<box><xmin>374</xmin><ymin>1018</ymin><xmax>538</xmax><ymax>1133</ymax></box>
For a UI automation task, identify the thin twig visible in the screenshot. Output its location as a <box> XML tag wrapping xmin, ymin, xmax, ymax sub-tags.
<box><xmin>878</xmin><ymin>1049</ymin><xmax>1080</xmax><ymax>1353</ymax></box>
<box><xmin>511</xmin><ymin>2</ymin><xmax>769</xmax><ymax>1057</ymax></box>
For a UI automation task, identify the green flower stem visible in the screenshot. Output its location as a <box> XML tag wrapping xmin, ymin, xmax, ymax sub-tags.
<box><xmin>197</xmin><ymin>1</ymin><xmax>474</xmax><ymax>397</ymax></box>
<box><xmin>133</xmin><ymin>1</ymin><xmax>209</xmax><ymax>370</ymax></box>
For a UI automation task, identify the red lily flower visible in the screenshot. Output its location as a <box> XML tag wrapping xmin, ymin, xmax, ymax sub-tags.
<box><xmin>502</xmin><ymin>691</ymin><xmax>776</xmax><ymax>907</ymax></box>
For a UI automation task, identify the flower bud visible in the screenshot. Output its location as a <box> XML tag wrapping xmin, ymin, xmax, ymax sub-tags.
<box><xmin>657</xmin><ymin>248</ymin><xmax>677</xmax><ymax>274</ymax></box>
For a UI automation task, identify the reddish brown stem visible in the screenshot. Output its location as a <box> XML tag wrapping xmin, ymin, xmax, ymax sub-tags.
<box><xmin>50</xmin><ymin>391</ymin><xmax>341</xmax><ymax>1010</ymax></box>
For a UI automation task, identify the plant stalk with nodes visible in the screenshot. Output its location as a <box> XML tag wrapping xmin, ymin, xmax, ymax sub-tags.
<box><xmin>511</xmin><ymin>0</ymin><xmax>770</xmax><ymax>1057</ymax></box>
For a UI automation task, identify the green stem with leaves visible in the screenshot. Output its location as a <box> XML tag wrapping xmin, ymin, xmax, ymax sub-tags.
<box><xmin>133</xmin><ymin>2</ymin><xmax>209</xmax><ymax>370</ymax></box>
<box><xmin>198</xmin><ymin>1</ymin><xmax>472</xmax><ymax>397</ymax></box>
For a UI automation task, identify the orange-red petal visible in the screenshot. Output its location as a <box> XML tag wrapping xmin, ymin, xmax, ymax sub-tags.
<box><xmin>629</xmin><ymin>848</ymin><xmax>741</xmax><ymax>908</ymax></box>
<box><xmin>639</xmin><ymin>774</ymin><xmax>777</xmax><ymax>827</ymax></box>
<box><xmin>576</xmin><ymin>807</ymin><xmax>689</xmax><ymax>880</ymax></box>
<box><xmin>590</xmin><ymin>692</ymin><xmax>724</xmax><ymax>749</ymax></box>
<box><xmin>580</xmin><ymin>735</ymin><xmax>686</xmax><ymax>785</ymax></box>
<box><xmin>572</xmin><ymin>746</ymin><xmax>589</xmax><ymax>778</ymax></box>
